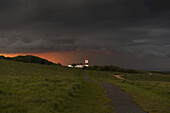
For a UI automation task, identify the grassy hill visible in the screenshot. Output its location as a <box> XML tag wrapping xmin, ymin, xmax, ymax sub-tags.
<box><xmin>0</xmin><ymin>59</ymin><xmax>112</xmax><ymax>113</ymax></box>
<box><xmin>0</xmin><ymin>55</ymin><xmax>60</xmax><ymax>65</ymax></box>
<box><xmin>87</xmin><ymin>70</ymin><xmax>170</xmax><ymax>113</ymax></box>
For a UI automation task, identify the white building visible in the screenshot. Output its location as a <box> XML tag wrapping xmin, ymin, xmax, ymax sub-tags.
<box><xmin>75</xmin><ymin>65</ymin><xmax>84</xmax><ymax>68</ymax></box>
<box><xmin>68</xmin><ymin>56</ymin><xmax>89</xmax><ymax>68</ymax></box>
<box><xmin>68</xmin><ymin>65</ymin><xmax>73</xmax><ymax>68</ymax></box>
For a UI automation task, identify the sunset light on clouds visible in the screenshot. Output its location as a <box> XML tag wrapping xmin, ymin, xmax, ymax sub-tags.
<box><xmin>0</xmin><ymin>0</ymin><xmax>170</xmax><ymax>71</ymax></box>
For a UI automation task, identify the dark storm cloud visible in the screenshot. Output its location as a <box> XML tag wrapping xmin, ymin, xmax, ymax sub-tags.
<box><xmin>0</xmin><ymin>0</ymin><xmax>170</xmax><ymax>58</ymax></box>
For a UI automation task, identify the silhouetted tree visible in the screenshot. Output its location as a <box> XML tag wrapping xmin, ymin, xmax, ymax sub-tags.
<box><xmin>72</xmin><ymin>63</ymin><xmax>77</xmax><ymax>67</ymax></box>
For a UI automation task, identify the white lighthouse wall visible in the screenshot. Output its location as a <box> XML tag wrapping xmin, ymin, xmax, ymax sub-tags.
<box><xmin>85</xmin><ymin>60</ymin><xmax>88</xmax><ymax>63</ymax></box>
<box><xmin>85</xmin><ymin>64</ymin><xmax>89</xmax><ymax>67</ymax></box>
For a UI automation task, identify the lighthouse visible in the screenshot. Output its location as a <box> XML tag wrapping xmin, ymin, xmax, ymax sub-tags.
<box><xmin>85</xmin><ymin>56</ymin><xmax>89</xmax><ymax>67</ymax></box>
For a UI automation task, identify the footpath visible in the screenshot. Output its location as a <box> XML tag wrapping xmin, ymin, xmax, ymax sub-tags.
<box><xmin>83</xmin><ymin>70</ymin><xmax>147</xmax><ymax>113</ymax></box>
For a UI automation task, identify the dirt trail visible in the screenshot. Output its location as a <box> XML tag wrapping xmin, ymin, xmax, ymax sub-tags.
<box><xmin>105</xmin><ymin>72</ymin><xmax>126</xmax><ymax>80</ymax></box>
<box><xmin>113</xmin><ymin>75</ymin><xmax>125</xmax><ymax>80</ymax></box>
<box><xmin>83</xmin><ymin>71</ymin><xmax>147</xmax><ymax>113</ymax></box>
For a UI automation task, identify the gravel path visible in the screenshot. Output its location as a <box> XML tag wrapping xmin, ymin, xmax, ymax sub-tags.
<box><xmin>83</xmin><ymin>71</ymin><xmax>147</xmax><ymax>113</ymax></box>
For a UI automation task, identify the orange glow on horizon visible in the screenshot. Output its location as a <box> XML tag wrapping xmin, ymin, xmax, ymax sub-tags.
<box><xmin>1</xmin><ymin>51</ymin><xmax>93</xmax><ymax>66</ymax></box>
<box><xmin>0</xmin><ymin>52</ymin><xmax>70</xmax><ymax>65</ymax></box>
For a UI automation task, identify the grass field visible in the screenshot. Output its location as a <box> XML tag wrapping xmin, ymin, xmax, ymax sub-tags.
<box><xmin>87</xmin><ymin>70</ymin><xmax>170</xmax><ymax>113</ymax></box>
<box><xmin>1</xmin><ymin>58</ymin><xmax>169</xmax><ymax>113</ymax></box>
<box><xmin>0</xmin><ymin>59</ymin><xmax>112</xmax><ymax>113</ymax></box>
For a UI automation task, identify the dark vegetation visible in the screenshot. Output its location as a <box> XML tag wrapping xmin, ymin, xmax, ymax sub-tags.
<box><xmin>0</xmin><ymin>55</ymin><xmax>61</xmax><ymax>66</ymax></box>
<box><xmin>88</xmin><ymin>65</ymin><xmax>147</xmax><ymax>74</ymax></box>
<box><xmin>149</xmin><ymin>71</ymin><xmax>170</xmax><ymax>75</ymax></box>
<box><xmin>88</xmin><ymin>65</ymin><xmax>170</xmax><ymax>75</ymax></box>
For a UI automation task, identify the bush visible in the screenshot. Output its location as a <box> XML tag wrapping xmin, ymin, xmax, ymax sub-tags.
<box><xmin>88</xmin><ymin>65</ymin><xmax>145</xmax><ymax>73</ymax></box>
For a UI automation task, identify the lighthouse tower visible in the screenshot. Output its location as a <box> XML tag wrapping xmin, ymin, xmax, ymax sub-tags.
<box><xmin>85</xmin><ymin>56</ymin><xmax>89</xmax><ymax>67</ymax></box>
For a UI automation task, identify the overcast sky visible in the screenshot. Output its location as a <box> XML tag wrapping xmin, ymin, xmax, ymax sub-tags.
<box><xmin>0</xmin><ymin>0</ymin><xmax>170</xmax><ymax>71</ymax></box>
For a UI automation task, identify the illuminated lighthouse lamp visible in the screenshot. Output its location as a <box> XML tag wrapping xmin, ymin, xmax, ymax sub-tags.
<box><xmin>85</xmin><ymin>56</ymin><xmax>89</xmax><ymax>67</ymax></box>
